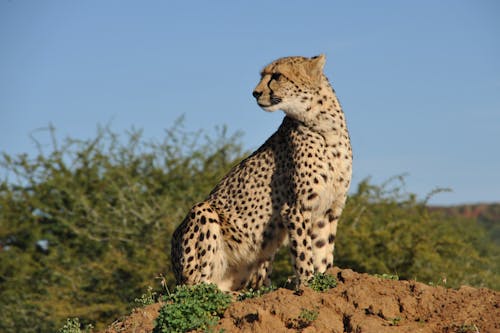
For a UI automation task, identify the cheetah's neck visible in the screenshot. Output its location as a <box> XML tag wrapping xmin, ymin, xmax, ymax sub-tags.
<box><xmin>299</xmin><ymin>78</ymin><xmax>349</xmax><ymax>146</ymax></box>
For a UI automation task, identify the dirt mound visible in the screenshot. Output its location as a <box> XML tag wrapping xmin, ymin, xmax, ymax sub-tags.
<box><xmin>103</xmin><ymin>268</ymin><xmax>500</xmax><ymax>333</ymax></box>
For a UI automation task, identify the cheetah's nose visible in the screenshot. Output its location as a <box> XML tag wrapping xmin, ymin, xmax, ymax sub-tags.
<box><xmin>252</xmin><ymin>90</ymin><xmax>262</xmax><ymax>99</ymax></box>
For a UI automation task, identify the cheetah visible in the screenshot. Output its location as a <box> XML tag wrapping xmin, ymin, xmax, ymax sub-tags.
<box><xmin>171</xmin><ymin>54</ymin><xmax>352</xmax><ymax>291</ymax></box>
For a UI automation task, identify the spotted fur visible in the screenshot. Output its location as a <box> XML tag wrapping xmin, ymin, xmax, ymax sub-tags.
<box><xmin>171</xmin><ymin>55</ymin><xmax>352</xmax><ymax>291</ymax></box>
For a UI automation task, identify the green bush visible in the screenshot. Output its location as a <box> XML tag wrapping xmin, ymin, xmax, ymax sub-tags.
<box><xmin>57</xmin><ymin>318</ymin><xmax>93</xmax><ymax>333</ymax></box>
<box><xmin>0</xmin><ymin>120</ymin><xmax>243</xmax><ymax>332</ymax></box>
<box><xmin>237</xmin><ymin>285</ymin><xmax>276</xmax><ymax>301</ymax></box>
<box><xmin>335</xmin><ymin>177</ymin><xmax>500</xmax><ymax>289</ymax></box>
<box><xmin>298</xmin><ymin>308</ymin><xmax>319</xmax><ymax>324</ymax></box>
<box><xmin>374</xmin><ymin>273</ymin><xmax>399</xmax><ymax>281</ymax></box>
<box><xmin>134</xmin><ymin>286</ymin><xmax>157</xmax><ymax>306</ymax></box>
<box><xmin>286</xmin><ymin>307</ymin><xmax>319</xmax><ymax>329</ymax></box>
<box><xmin>153</xmin><ymin>283</ymin><xmax>231</xmax><ymax>333</ymax></box>
<box><xmin>308</xmin><ymin>272</ymin><xmax>337</xmax><ymax>292</ymax></box>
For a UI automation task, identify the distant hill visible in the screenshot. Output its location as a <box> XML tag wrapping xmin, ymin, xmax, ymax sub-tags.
<box><xmin>430</xmin><ymin>203</ymin><xmax>500</xmax><ymax>243</ymax></box>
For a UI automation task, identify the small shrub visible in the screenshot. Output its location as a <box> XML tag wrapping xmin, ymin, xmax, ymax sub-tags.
<box><xmin>299</xmin><ymin>308</ymin><xmax>319</xmax><ymax>323</ymax></box>
<box><xmin>58</xmin><ymin>318</ymin><xmax>93</xmax><ymax>333</ymax></box>
<box><xmin>374</xmin><ymin>273</ymin><xmax>399</xmax><ymax>281</ymax></box>
<box><xmin>308</xmin><ymin>272</ymin><xmax>337</xmax><ymax>292</ymax></box>
<box><xmin>388</xmin><ymin>316</ymin><xmax>402</xmax><ymax>326</ymax></box>
<box><xmin>237</xmin><ymin>285</ymin><xmax>276</xmax><ymax>301</ymax></box>
<box><xmin>153</xmin><ymin>283</ymin><xmax>231</xmax><ymax>333</ymax></box>
<box><xmin>286</xmin><ymin>307</ymin><xmax>319</xmax><ymax>329</ymax></box>
<box><xmin>456</xmin><ymin>323</ymin><xmax>479</xmax><ymax>333</ymax></box>
<box><xmin>427</xmin><ymin>274</ymin><xmax>448</xmax><ymax>287</ymax></box>
<box><xmin>135</xmin><ymin>286</ymin><xmax>157</xmax><ymax>306</ymax></box>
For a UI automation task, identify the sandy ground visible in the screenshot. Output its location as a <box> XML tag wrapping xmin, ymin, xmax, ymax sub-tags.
<box><xmin>103</xmin><ymin>267</ymin><xmax>500</xmax><ymax>333</ymax></box>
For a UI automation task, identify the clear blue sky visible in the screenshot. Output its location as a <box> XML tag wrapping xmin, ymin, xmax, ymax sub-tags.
<box><xmin>1</xmin><ymin>1</ymin><xmax>499</xmax><ymax>205</ymax></box>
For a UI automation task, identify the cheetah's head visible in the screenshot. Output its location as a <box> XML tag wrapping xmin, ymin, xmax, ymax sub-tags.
<box><xmin>252</xmin><ymin>55</ymin><xmax>326</xmax><ymax>120</ymax></box>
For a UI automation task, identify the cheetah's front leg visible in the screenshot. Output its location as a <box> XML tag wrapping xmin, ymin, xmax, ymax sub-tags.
<box><xmin>285</xmin><ymin>206</ymin><xmax>314</xmax><ymax>286</ymax></box>
<box><xmin>311</xmin><ymin>201</ymin><xmax>346</xmax><ymax>272</ymax></box>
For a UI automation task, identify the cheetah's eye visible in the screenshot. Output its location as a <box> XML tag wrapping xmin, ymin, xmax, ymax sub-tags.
<box><xmin>271</xmin><ymin>73</ymin><xmax>282</xmax><ymax>81</ymax></box>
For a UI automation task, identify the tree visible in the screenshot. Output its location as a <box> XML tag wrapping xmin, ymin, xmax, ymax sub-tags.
<box><xmin>334</xmin><ymin>177</ymin><xmax>499</xmax><ymax>289</ymax></box>
<box><xmin>0</xmin><ymin>121</ymin><xmax>244</xmax><ymax>332</ymax></box>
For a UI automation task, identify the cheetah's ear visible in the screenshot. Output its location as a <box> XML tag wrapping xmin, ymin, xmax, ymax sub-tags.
<box><xmin>311</xmin><ymin>54</ymin><xmax>326</xmax><ymax>69</ymax></box>
<box><xmin>307</xmin><ymin>54</ymin><xmax>326</xmax><ymax>82</ymax></box>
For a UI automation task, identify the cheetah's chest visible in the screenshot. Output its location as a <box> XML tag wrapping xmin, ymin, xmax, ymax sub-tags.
<box><xmin>291</xmin><ymin>135</ymin><xmax>351</xmax><ymax>215</ymax></box>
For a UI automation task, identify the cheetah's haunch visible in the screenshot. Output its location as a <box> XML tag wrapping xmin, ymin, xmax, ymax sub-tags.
<box><xmin>171</xmin><ymin>55</ymin><xmax>352</xmax><ymax>291</ymax></box>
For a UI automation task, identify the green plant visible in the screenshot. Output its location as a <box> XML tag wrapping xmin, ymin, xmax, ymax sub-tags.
<box><xmin>58</xmin><ymin>318</ymin><xmax>93</xmax><ymax>333</ymax></box>
<box><xmin>236</xmin><ymin>285</ymin><xmax>276</xmax><ymax>301</ymax></box>
<box><xmin>153</xmin><ymin>283</ymin><xmax>231</xmax><ymax>333</ymax></box>
<box><xmin>374</xmin><ymin>273</ymin><xmax>399</xmax><ymax>281</ymax></box>
<box><xmin>135</xmin><ymin>286</ymin><xmax>157</xmax><ymax>306</ymax></box>
<box><xmin>456</xmin><ymin>323</ymin><xmax>479</xmax><ymax>333</ymax></box>
<box><xmin>388</xmin><ymin>316</ymin><xmax>402</xmax><ymax>326</ymax></box>
<box><xmin>426</xmin><ymin>274</ymin><xmax>448</xmax><ymax>287</ymax></box>
<box><xmin>299</xmin><ymin>308</ymin><xmax>319</xmax><ymax>323</ymax></box>
<box><xmin>308</xmin><ymin>272</ymin><xmax>337</xmax><ymax>292</ymax></box>
<box><xmin>286</xmin><ymin>307</ymin><xmax>319</xmax><ymax>329</ymax></box>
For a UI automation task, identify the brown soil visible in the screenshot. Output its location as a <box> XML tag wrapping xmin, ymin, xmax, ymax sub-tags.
<box><xmin>103</xmin><ymin>267</ymin><xmax>500</xmax><ymax>333</ymax></box>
